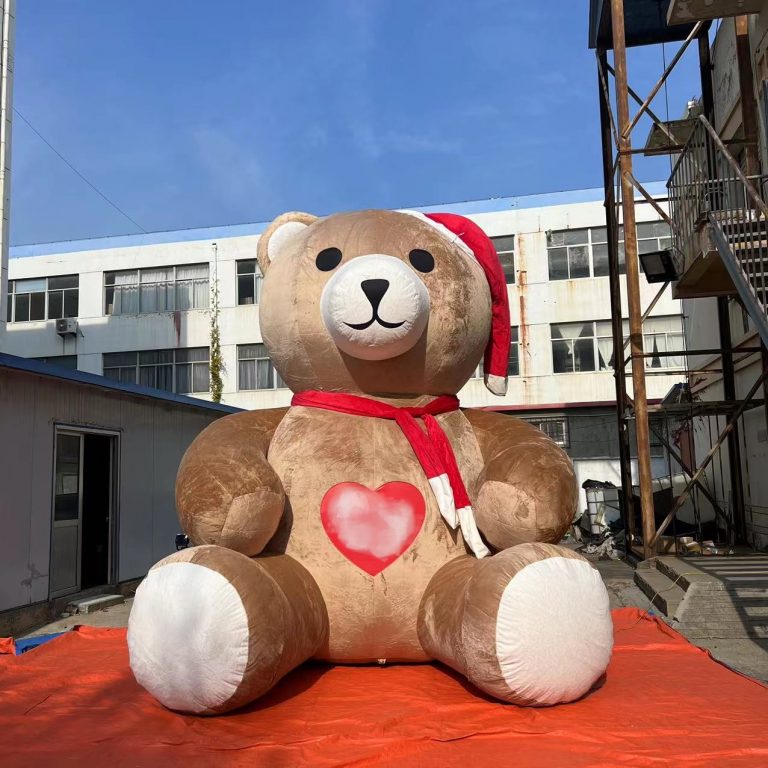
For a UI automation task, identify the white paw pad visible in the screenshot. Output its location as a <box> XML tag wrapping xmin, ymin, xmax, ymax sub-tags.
<box><xmin>495</xmin><ymin>557</ymin><xmax>613</xmax><ymax>705</ymax></box>
<box><xmin>128</xmin><ymin>562</ymin><xmax>250</xmax><ymax>713</ymax></box>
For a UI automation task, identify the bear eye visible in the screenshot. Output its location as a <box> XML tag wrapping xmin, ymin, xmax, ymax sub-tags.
<box><xmin>409</xmin><ymin>249</ymin><xmax>434</xmax><ymax>273</ymax></box>
<box><xmin>316</xmin><ymin>247</ymin><xmax>342</xmax><ymax>271</ymax></box>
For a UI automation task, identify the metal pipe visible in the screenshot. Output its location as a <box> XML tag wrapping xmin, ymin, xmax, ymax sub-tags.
<box><xmin>0</xmin><ymin>0</ymin><xmax>14</xmax><ymax>340</ymax></box>
<box><xmin>611</xmin><ymin>0</ymin><xmax>656</xmax><ymax>559</ymax></box>
<box><xmin>598</xmin><ymin>47</ymin><xmax>635</xmax><ymax>550</ymax></box>
<box><xmin>596</xmin><ymin>52</ymin><xmax>621</xmax><ymax>149</ymax></box>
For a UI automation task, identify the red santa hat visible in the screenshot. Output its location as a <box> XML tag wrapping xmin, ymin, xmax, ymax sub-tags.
<box><xmin>405</xmin><ymin>211</ymin><xmax>511</xmax><ymax>396</ymax></box>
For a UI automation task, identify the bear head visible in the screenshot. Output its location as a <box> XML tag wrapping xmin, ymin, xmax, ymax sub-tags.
<box><xmin>256</xmin><ymin>209</ymin><xmax>502</xmax><ymax>397</ymax></box>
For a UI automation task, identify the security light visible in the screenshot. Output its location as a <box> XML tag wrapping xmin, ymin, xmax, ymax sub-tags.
<box><xmin>639</xmin><ymin>249</ymin><xmax>678</xmax><ymax>283</ymax></box>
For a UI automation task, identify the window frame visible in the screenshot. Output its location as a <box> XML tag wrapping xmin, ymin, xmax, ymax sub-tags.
<box><xmin>641</xmin><ymin>315</ymin><xmax>686</xmax><ymax>370</ymax></box>
<box><xmin>551</xmin><ymin>316</ymin><xmax>685</xmax><ymax>374</ymax></box>
<box><xmin>547</xmin><ymin>221</ymin><xmax>671</xmax><ymax>281</ymax></box>
<box><xmin>550</xmin><ymin>320</ymin><xmax>600</xmax><ymax>374</ymax></box>
<box><xmin>103</xmin><ymin>263</ymin><xmax>210</xmax><ymax>316</ymax></box>
<box><xmin>102</xmin><ymin>348</ymin><xmax>210</xmax><ymax>394</ymax></box>
<box><xmin>237</xmin><ymin>343</ymin><xmax>285</xmax><ymax>390</ymax></box>
<box><xmin>521</xmin><ymin>416</ymin><xmax>570</xmax><ymax>448</ymax></box>
<box><xmin>491</xmin><ymin>235</ymin><xmax>515</xmax><ymax>285</ymax></box>
<box><xmin>6</xmin><ymin>275</ymin><xmax>79</xmax><ymax>323</ymax></box>
<box><xmin>236</xmin><ymin>259</ymin><xmax>263</xmax><ymax>306</ymax></box>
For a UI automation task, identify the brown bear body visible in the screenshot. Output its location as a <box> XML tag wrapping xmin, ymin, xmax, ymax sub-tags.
<box><xmin>127</xmin><ymin>209</ymin><xmax>614</xmax><ymax>715</ymax></box>
<box><xmin>270</xmin><ymin>405</ymin><xmax>482</xmax><ymax>662</ymax></box>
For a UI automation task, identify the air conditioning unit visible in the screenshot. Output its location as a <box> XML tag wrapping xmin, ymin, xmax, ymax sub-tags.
<box><xmin>55</xmin><ymin>318</ymin><xmax>78</xmax><ymax>336</ymax></box>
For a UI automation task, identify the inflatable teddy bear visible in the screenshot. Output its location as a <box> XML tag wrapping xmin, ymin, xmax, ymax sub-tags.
<box><xmin>127</xmin><ymin>209</ymin><xmax>613</xmax><ymax>715</ymax></box>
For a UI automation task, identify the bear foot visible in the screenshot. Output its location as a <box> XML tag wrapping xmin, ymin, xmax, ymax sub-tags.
<box><xmin>418</xmin><ymin>543</ymin><xmax>614</xmax><ymax>706</ymax></box>
<box><xmin>128</xmin><ymin>545</ymin><xmax>328</xmax><ymax>714</ymax></box>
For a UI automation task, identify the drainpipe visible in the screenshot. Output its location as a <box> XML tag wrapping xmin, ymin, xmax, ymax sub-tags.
<box><xmin>0</xmin><ymin>0</ymin><xmax>14</xmax><ymax>342</ymax></box>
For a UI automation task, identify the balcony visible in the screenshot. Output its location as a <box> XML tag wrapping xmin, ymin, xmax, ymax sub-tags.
<box><xmin>667</xmin><ymin>114</ymin><xmax>768</xmax><ymax>343</ymax></box>
<box><xmin>667</xmin><ymin>0</ymin><xmax>764</xmax><ymax>26</ymax></box>
<box><xmin>668</xmin><ymin>116</ymin><xmax>768</xmax><ymax>297</ymax></box>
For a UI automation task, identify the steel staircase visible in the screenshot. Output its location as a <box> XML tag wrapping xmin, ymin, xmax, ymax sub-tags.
<box><xmin>668</xmin><ymin>115</ymin><xmax>768</xmax><ymax>347</ymax></box>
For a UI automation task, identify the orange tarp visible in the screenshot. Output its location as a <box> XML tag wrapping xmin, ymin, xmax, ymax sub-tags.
<box><xmin>1</xmin><ymin>608</ymin><xmax>767</xmax><ymax>767</ymax></box>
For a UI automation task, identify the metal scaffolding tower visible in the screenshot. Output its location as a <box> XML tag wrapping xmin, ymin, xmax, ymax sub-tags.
<box><xmin>591</xmin><ymin>0</ymin><xmax>768</xmax><ymax>559</ymax></box>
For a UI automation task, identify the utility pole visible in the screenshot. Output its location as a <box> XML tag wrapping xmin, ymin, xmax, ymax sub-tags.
<box><xmin>0</xmin><ymin>0</ymin><xmax>14</xmax><ymax>339</ymax></box>
<box><xmin>610</xmin><ymin>0</ymin><xmax>656</xmax><ymax>559</ymax></box>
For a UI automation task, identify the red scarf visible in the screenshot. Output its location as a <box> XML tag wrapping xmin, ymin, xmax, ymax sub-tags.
<box><xmin>291</xmin><ymin>390</ymin><xmax>490</xmax><ymax>558</ymax></box>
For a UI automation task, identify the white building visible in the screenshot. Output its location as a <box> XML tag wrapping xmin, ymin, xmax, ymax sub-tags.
<box><xmin>667</xmin><ymin>9</ymin><xmax>768</xmax><ymax>551</ymax></box>
<box><xmin>4</xmin><ymin>186</ymin><xmax>685</xmax><ymax>513</ymax></box>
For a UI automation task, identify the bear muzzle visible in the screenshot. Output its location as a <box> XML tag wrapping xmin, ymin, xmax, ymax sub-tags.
<box><xmin>320</xmin><ymin>254</ymin><xmax>430</xmax><ymax>361</ymax></box>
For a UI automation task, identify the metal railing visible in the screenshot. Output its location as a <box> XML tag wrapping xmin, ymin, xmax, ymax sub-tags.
<box><xmin>668</xmin><ymin>114</ymin><xmax>768</xmax><ymax>346</ymax></box>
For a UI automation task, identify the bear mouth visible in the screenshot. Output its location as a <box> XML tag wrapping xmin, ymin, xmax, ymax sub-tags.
<box><xmin>344</xmin><ymin>314</ymin><xmax>405</xmax><ymax>331</ymax></box>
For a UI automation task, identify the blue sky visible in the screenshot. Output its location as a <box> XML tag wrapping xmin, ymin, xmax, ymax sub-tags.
<box><xmin>11</xmin><ymin>1</ymin><xmax>702</xmax><ymax>245</ymax></box>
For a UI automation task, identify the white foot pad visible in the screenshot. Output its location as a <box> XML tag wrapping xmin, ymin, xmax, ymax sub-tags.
<box><xmin>495</xmin><ymin>556</ymin><xmax>613</xmax><ymax>705</ymax></box>
<box><xmin>128</xmin><ymin>562</ymin><xmax>249</xmax><ymax>713</ymax></box>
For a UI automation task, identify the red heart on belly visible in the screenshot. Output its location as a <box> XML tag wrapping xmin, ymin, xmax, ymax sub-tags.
<box><xmin>320</xmin><ymin>482</ymin><xmax>426</xmax><ymax>576</ymax></box>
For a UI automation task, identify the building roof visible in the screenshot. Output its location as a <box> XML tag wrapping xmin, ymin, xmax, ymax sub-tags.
<box><xmin>0</xmin><ymin>352</ymin><xmax>241</xmax><ymax>415</ymax></box>
<box><xmin>9</xmin><ymin>183</ymin><xmax>669</xmax><ymax>259</ymax></box>
<box><xmin>588</xmin><ymin>0</ymin><xmax>699</xmax><ymax>50</ymax></box>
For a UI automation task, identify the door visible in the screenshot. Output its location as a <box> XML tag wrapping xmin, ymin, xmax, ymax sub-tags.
<box><xmin>50</xmin><ymin>429</ymin><xmax>117</xmax><ymax>598</ymax></box>
<box><xmin>81</xmin><ymin>433</ymin><xmax>114</xmax><ymax>589</ymax></box>
<box><xmin>50</xmin><ymin>432</ymin><xmax>83</xmax><ymax>597</ymax></box>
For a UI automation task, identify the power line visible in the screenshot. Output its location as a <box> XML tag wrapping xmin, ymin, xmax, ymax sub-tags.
<box><xmin>13</xmin><ymin>107</ymin><xmax>147</xmax><ymax>233</ymax></box>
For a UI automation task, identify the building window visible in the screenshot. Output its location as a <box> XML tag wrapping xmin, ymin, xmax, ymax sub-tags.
<box><xmin>590</xmin><ymin>227</ymin><xmax>620</xmax><ymax>277</ymax></box>
<box><xmin>547</xmin><ymin>229</ymin><xmax>592</xmax><ymax>280</ymax></box>
<box><xmin>237</xmin><ymin>343</ymin><xmax>284</xmax><ymax>390</ymax></box>
<box><xmin>551</xmin><ymin>321</ymin><xmax>599</xmax><ymax>373</ymax></box>
<box><xmin>491</xmin><ymin>236</ymin><xmax>515</xmax><ymax>284</ymax></box>
<box><xmin>643</xmin><ymin>315</ymin><xmax>685</xmax><ymax>369</ymax></box>
<box><xmin>102</xmin><ymin>348</ymin><xmax>210</xmax><ymax>394</ymax></box>
<box><xmin>552</xmin><ymin>316</ymin><xmax>684</xmax><ymax>373</ymax></box>
<box><xmin>104</xmin><ymin>264</ymin><xmax>209</xmax><ymax>315</ymax></box>
<box><xmin>474</xmin><ymin>326</ymin><xmax>520</xmax><ymax>379</ymax></box>
<box><xmin>552</xmin><ymin>319</ymin><xmax>628</xmax><ymax>373</ymax></box>
<box><xmin>636</xmin><ymin>221</ymin><xmax>673</xmax><ymax>257</ymax></box>
<box><xmin>547</xmin><ymin>222</ymin><xmax>671</xmax><ymax>281</ymax></box>
<box><xmin>32</xmin><ymin>355</ymin><xmax>78</xmax><ymax>370</ymax></box>
<box><xmin>521</xmin><ymin>416</ymin><xmax>570</xmax><ymax>448</ymax></box>
<box><xmin>6</xmin><ymin>275</ymin><xmax>79</xmax><ymax>323</ymax></box>
<box><xmin>236</xmin><ymin>259</ymin><xmax>263</xmax><ymax>305</ymax></box>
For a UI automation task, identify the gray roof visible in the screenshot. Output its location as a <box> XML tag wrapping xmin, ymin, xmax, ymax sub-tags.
<box><xmin>0</xmin><ymin>352</ymin><xmax>242</xmax><ymax>415</ymax></box>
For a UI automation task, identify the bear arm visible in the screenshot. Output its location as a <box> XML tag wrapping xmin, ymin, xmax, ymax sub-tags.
<box><xmin>176</xmin><ymin>408</ymin><xmax>288</xmax><ymax>556</ymax></box>
<box><xmin>462</xmin><ymin>409</ymin><xmax>578</xmax><ymax>551</ymax></box>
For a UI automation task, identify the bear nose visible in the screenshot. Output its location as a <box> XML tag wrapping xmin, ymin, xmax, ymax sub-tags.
<box><xmin>360</xmin><ymin>279</ymin><xmax>389</xmax><ymax>311</ymax></box>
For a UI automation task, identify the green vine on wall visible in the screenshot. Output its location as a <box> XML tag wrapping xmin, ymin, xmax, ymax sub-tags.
<box><xmin>209</xmin><ymin>247</ymin><xmax>224</xmax><ymax>403</ymax></box>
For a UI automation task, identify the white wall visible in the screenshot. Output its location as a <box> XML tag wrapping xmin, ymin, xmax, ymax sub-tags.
<box><xmin>4</xmin><ymin>194</ymin><xmax>685</xmax><ymax>413</ymax></box>
<box><xmin>0</xmin><ymin>364</ymin><xmax>229</xmax><ymax>612</ymax></box>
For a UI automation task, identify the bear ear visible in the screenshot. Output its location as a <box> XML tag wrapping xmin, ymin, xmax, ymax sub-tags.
<box><xmin>257</xmin><ymin>211</ymin><xmax>318</xmax><ymax>274</ymax></box>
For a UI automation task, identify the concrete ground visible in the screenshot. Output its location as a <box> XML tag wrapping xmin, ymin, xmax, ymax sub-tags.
<box><xmin>576</xmin><ymin>546</ymin><xmax>768</xmax><ymax>683</ymax></box>
<box><xmin>22</xmin><ymin>598</ymin><xmax>134</xmax><ymax>638</ymax></box>
<box><xmin>19</xmin><ymin>554</ymin><xmax>768</xmax><ymax>684</ymax></box>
